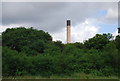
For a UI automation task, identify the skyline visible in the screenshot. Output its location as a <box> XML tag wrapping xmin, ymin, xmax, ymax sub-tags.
<box><xmin>1</xmin><ymin>2</ymin><xmax>118</xmax><ymax>43</ymax></box>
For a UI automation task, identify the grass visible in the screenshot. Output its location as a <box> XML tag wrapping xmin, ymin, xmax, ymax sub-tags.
<box><xmin>3</xmin><ymin>73</ymin><xmax>118</xmax><ymax>79</ymax></box>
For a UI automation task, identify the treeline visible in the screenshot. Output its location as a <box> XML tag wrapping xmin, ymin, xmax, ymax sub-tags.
<box><xmin>2</xmin><ymin>27</ymin><xmax>120</xmax><ymax>77</ymax></box>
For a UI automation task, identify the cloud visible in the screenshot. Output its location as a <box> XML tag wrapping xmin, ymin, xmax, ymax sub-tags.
<box><xmin>51</xmin><ymin>18</ymin><xmax>99</xmax><ymax>43</ymax></box>
<box><xmin>50</xmin><ymin>28</ymin><xmax>66</xmax><ymax>43</ymax></box>
<box><xmin>101</xmin><ymin>8</ymin><xmax>118</xmax><ymax>24</ymax></box>
<box><xmin>71</xmin><ymin>19</ymin><xmax>99</xmax><ymax>43</ymax></box>
<box><xmin>106</xmin><ymin>8</ymin><xmax>118</xmax><ymax>20</ymax></box>
<box><xmin>2</xmin><ymin>2</ymin><xmax>117</xmax><ymax>32</ymax></box>
<box><xmin>112</xmin><ymin>30</ymin><xmax>118</xmax><ymax>39</ymax></box>
<box><xmin>0</xmin><ymin>24</ymin><xmax>25</xmax><ymax>33</ymax></box>
<box><xmin>1</xmin><ymin>2</ymin><xmax>118</xmax><ymax>42</ymax></box>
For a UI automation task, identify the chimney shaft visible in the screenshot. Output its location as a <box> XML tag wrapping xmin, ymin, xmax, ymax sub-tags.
<box><xmin>67</xmin><ymin>20</ymin><xmax>71</xmax><ymax>43</ymax></box>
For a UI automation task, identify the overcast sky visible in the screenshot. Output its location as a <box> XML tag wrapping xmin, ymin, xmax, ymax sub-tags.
<box><xmin>1</xmin><ymin>2</ymin><xmax>118</xmax><ymax>43</ymax></box>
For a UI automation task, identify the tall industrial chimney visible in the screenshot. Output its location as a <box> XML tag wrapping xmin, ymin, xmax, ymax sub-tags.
<box><xmin>67</xmin><ymin>20</ymin><xmax>71</xmax><ymax>43</ymax></box>
<box><xmin>118</xmin><ymin>27</ymin><xmax>120</xmax><ymax>36</ymax></box>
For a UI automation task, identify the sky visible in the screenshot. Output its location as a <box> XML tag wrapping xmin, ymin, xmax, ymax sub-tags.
<box><xmin>0</xmin><ymin>2</ymin><xmax>118</xmax><ymax>43</ymax></box>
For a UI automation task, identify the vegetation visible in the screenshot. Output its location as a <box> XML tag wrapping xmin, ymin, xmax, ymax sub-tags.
<box><xmin>2</xmin><ymin>27</ymin><xmax>119</xmax><ymax>78</ymax></box>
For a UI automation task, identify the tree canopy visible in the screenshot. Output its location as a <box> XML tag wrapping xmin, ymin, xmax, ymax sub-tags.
<box><xmin>2</xmin><ymin>27</ymin><xmax>52</xmax><ymax>54</ymax></box>
<box><xmin>2</xmin><ymin>27</ymin><xmax>119</xmax><ymax>77</ymax></box>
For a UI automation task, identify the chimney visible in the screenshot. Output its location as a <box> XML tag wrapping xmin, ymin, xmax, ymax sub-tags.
<box><xmin>67</xmin><ymin>20</ymin><xmax>71</xmax><ymax>43</ymax></box>
<box><xmin>118</xmin><ymin>27</ymin><xmax>120</xmax><ymax>36</ymax></box>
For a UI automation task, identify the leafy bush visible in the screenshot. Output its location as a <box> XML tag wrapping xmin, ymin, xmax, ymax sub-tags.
<box><xmin>2</xmin><ymin>27</ymin><xmax>119</xmax><ymax>77</ymax></box>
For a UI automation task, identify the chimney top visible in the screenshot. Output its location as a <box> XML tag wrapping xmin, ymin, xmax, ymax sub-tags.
<box><xmin>67</xmin><ymin>20</ymin><xmax>71</xmax><ymax>26</ymax></box>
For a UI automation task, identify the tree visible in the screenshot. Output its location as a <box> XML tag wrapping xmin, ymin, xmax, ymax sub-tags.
<box><xmin>44</xmin><ymin>42</ymin><xmax>61</xmax><ymax>55</ymax></box>
<box><xmin>102</xmin><ymin>42</ymin><xmax>118</xmax><ymax>69</ymax></box>
<box><xmin>2</xmin><ymin>27</ymin><xmax>118</xmax><ymax>77</ymax></box>
<box><xmin>115</xmin><ymin>36</ymin><xmax>120</xmax><ymax>50</ymax></box>
<box><xmin>84</xmin><ymin>33</ymin><xmax>112</xmax><ymax>50</ymax></box>
<box><xmin>0</xmin><ymin>35</ymin><xmax>1</xmax><ymax>46</ymax></box>
<box><xmin>2</xmin><ymin>27</ymin><xmax>52</xmax><ymax>53</ymax></box>
<box><xmin>53</xmin><ymin>40</ymin><xmax>64</xmax><ymax>52</ymax></box>
<box><xmin>20</xmin><ymin>40</ymin><xmax>46</xmax><ymax>55</ymax></box>
<box><xmin>72</xmin><ymin>42</ymin><xmax>84</xmax><ymax>49</ymax></box>
<box><xmin>114</xmin><ymin>36</ymin><xmax>120</xmax><ymax>76</ymax></box>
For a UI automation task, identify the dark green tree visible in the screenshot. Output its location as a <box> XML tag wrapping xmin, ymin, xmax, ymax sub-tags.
<box><xmin>2</xmin><ymin>27</ymin><xmax>52</xmax><ymax>54</ymax></box>
<box><xmin>53</xmin><ymin>40</ymin><xmax>64</xmax><ymax>52</ymax></box>
<box><xmin>84</xmin><ymin>33</ymin><xmax>112</xmax><ymax>50</ymax></box>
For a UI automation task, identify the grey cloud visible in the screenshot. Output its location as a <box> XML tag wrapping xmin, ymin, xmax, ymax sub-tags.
<box><xmin>2</xmin><ymin>2</ymin><xmax>117</xmax><ymax>33</ymax></box>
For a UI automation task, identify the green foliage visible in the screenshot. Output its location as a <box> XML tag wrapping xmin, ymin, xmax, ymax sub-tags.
<box><xmin>102</xmin><ymin>42</ymin><xmax>118</xmax><ymax>67</ymax></box>
<box><xmin>44</xmin><ymin>42</ymin><xmax>61</xmax><ymax>56</ymax></box>
<box><xmin>22</xmin><ymin>40</ymin><xmax>46</xmax><ymax>55</ymax></box>
<box><xmin>2</xmin><ymin>27</ymin><xmax>52</xmax><ymax>53</ymax></box>
<box><xmin>53</xmin><ymin>40</ymin><xmax>64</xmax><ymax>52</ymax></box>
<box><xmin>73</xmin><ymin>42</ymin><xmax>84</xmax><ymax>49</ymax></box>
<box><xmin>84</xmin><ymin>33</ymin><xmax>112</xmax><ymax>50</ymax></box>
<box><xmin>2</xmin><ymin>47</ymin><xmax>28</xmax><ymax>76</ymax></box>
<box><xmin>115</xmin><ymin>36</ymin><xmax>120</xmax><ymax>50</ymax></box>
<box><xmin>2</xmin><ymin>27</ymin><xmax>119</xmax><ymax>77</ymax></box>
<box><xmin>114</xmin><ymin>36</ymin><xmax>120</xmax><ymax>77</ymax></box>
<box><xmin>0</xmin><ymin>35</ymin><xmax>2</xmax><ymax>46</ymax></box>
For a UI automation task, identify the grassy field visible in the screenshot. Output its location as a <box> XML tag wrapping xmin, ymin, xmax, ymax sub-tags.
<box><xmin>3</xmin><ymin>73</ymin><xmax>118</xmax><ymax>79</ymax></box>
